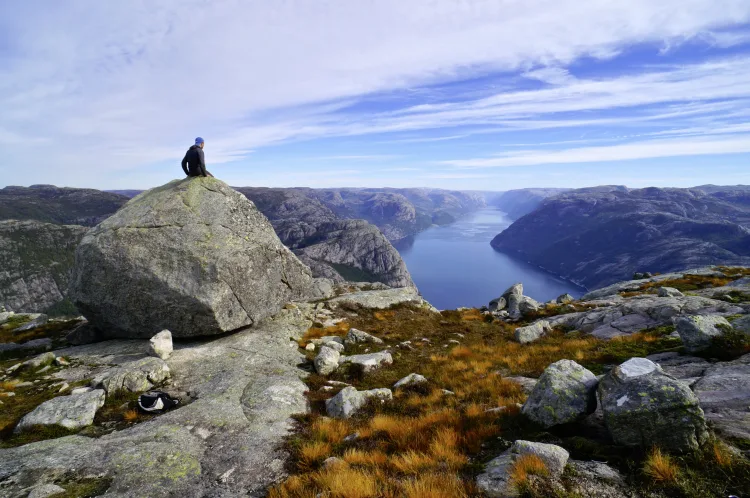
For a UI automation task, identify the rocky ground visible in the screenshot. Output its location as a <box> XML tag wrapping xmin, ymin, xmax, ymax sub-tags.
<box><xmin>2</xmin><ymin>260</ymin><xmax>750</xmax><ymax>497</ymax></box>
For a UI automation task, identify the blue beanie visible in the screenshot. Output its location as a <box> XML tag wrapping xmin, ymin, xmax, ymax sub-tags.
<box><xmin>195</xmin><ymin>137</ymin><xmax>204</xmax><ymax>145</ymax></box>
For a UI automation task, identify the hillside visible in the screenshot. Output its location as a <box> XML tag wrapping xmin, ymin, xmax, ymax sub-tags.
<box><xmin>491</xmin><ymin>186</ymin><xmax>750</xmax><ymax>289</ymax></box>
<box><xmin>0</xmin><ymin>185</ymin><xmax>128</xmax><ymax>226</ymax></box>
<box><xmin>490</xmin><ymin>188</ymin><xmax>569</xmax><ymax>220</ymax></box>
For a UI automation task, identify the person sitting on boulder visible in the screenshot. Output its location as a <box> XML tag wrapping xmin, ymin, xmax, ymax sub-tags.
<box><xmin>181</xmin><ymin>137</ymin><xmax>214</xmax><ymax>178</ymax></box>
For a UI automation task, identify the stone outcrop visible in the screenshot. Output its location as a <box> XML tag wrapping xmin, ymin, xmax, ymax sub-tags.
<box><xmin>69</xmin><ymin>178</ymin><xmax>314</xmax><ymax>338</ymax></box>
<box><xmin>674</xmin><ymin>315</ymin><xmax>733</xmax><ymax>353</ymax></box>
<box><xmin>16</xmin><ymin>389</ymin><xmax>106</xmax><ymax>431</ymax></box>
<box><xmin>0</xmin><ymin>220</ymin><xmax>88</xmax><ymax>313</ymax></box>
<box><xmin>598</xmin><ymin>358</ymin><xmax>708</xmax><ymax>451</ymax></box>
<box><xmin>522</xmin><ymin>360</ymin><xmax>598</xmax><ymax>427</ymax></box>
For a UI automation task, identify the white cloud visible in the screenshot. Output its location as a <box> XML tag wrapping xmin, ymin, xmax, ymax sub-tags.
<box><xmin>1</xmin><ymin>1</ymin><xmax>750</xmax><ymax>186</ymax></box>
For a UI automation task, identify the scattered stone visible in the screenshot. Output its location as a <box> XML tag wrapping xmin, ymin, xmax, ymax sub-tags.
<box><xmin>58</xmin><ymin>383</ymin><xmax>70</xmax><ymax>393</ymax></box>
<box><xmin>556</xmin><ymin>293</ymin><xmax>575</xmax><ymax>304</ymax></box>
<box><xmin>343</xmin><ymin>432</ymin><xmax>360</xmax><ymax>443</ymax></box>
<box><xmin>54</xmin><ymin>356</ymin><xmax>70</xmax><ymax>367</ymax></box>
<box><xmin>326</xmin><ymin>380</ymin><xmax>351</xmax><ymax>387</ymax></box>
<box><xmin>658</xmin><ymin>287</ymin><xmax>684</xmax><ymax>297</ymax></box>
<box><xmin>393</xmin><ymin>373</ymin><xmax>428</xmax><ymax>389</ymax></box>
<box><xmin>339</xmin><ymin>351</ymin><xmax>393</xmax><ymax>373</ymax></box>
<box><xmin>476</xmin><ymin>440</ymin><xmax>569</xmax><ymax>497</ymax></box>
<box><xmin>27</xmin><ymin>484</ymin><xmax>67</xmax><ymax>498</ymax></box>
<box><xmin>598</xmin><ymin>358</ymin><xmax>708</xmax><ymax>451</ymax></box>
<box><xmin>505</xmin><ymin>376</ymin><xmax>538</xmax><ymax>395</ymax></box>
<box><xmin>514</xmin><ymin>320</ymin><xmax>553</xmax><ymax>344</ymax></box>
<box><xmin>71</xmin><ymin>387</ymin><xmax>93</xmax><ymax>395</ymax></box>
<box><xmin>304</xmin><ymin>343</ymin><xmax>316</xmax><ymax>352</ymax></box>
<box><xmin>15</xmin><ymin>389</ymin><xmax>106</xmax><ymax>432</ymax></box>
<box><xmin>314</xmin><ymin>346</ymin><xmax>341</xmax><ymax>376</ymax></box>
<box><xmin>22</xmin><ymin>352</ymin><xmax>56</xmax><ymax>369</ymax></box>
<box><xmin>518</xmin><ymin>296</ymin><xmax>542</xmax><ymax>315</ymax></box>
<box><xmin>344</xmin><ymin>328</ymin><xmax>384</xmax><ymax>346</ymax></box>
<box><xmin>322</xmin><ymin>456</ymin><xmax>346</xmax><ymax>469</ymax></box>
<box><xmin>674</xmin><ymin>315</ymin><xmax>733</xmax><ymax>353</ymax></box>
<box><xmin>522</xmin><ymin>360</ymin><xmax>598</xmax><ymax>427</ymax></box>
<box><xmin>325</xmin><ymin>386</ymin><xmax>393</xmax><ymax>419</ymax></box>
<box><xmin>91</xmin><ymin>357</ymin><xmax>170</xmax><ymax>394</ymax></box>
<box><xmin>149</xmin><ymin>330</ymin><xmax>173</xmax><ymax>360</ymax></box>
<box><xmin>488</xmin><ymin>296</ymin><xmax>507</xmax><ymax>312</ymax></box>
<box><xmin>311</xmin><ymin>336</ymin><xmax>344</xmax><ymax>347</ymax></box>
<box><xmin>323</xmin><ymin>341</ymin><xmax>345</xmax><ymax>353</ymax></box>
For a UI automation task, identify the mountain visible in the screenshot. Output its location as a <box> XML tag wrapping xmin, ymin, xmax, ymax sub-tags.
<box><xmin>236</xmin><ymin>187</ymin><xmax>414</xmax><ymax>288</ymax></box>
<box><xmin>0</xmin><ymin>185</ymin><xmax>128</xmax><ymax>226</ymax></box>
<box><xmin>104</xmin><ymin>189</ymin><xmax>143</xmax><ymax>198</ymax></box>
<box><xmin>0</xmin><ymin>220</ymin><xmax>88</xmax><ymax>313</ymax></box>
<box><xmin>489</xmin><ymin>188</ymin><xmax>569</xmax><ymax>220</ymax></box>
<box><xmin>491</xmin><ymin>185</ymin><xmax>750</xmax><ymax>289</ymax></box>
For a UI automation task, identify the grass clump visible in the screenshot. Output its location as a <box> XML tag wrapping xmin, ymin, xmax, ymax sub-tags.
<box><xmin>510</xmin><ymin>454</ymin><xmax>549</xmax><ymax>486</ymax></box>
<box><xmin>639</xmin><ymin>275</ymin><xmax>733</xmax><ymax>292</ymax></box>
<box><xmin>643</xmin><ymin>447</ymin><xmax>680</xmax><ymax>484</ymax></box>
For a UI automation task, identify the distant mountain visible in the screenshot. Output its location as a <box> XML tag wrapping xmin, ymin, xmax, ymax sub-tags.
<box><xmin>0</xmin><ymin>185</ymin><xmax>128</xmax><ymax>226</ymax></box>
<box><xmin>0</xmin><ymin>220</ymin><xmax>88</xmax><ymax>313</ymax></box>
<box><xmin>491</xmin><ymin>185</ymin><xmax>750</xmax><ymax>289</ymax></box>
<box><xmin>105</xmin><ymin>189</ymin><xmax>143</xmax><ymax>198</ymax></box>
<box><xmin>236</xmin><ymin>187</ymin><xmax>414</xmax><ymax>288</ymax></box>
<box><xmin>489</xmin><ymin>188</ymin><xmax>570</xmax><ymax>220</ymax></box>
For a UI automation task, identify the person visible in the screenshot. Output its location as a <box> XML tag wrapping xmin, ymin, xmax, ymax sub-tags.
<box><xmin>181</xmin><ymin>137</ymin><xmax>214</xmax><ymax>177</ymax></box>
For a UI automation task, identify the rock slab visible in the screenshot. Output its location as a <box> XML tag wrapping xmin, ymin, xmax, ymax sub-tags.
<box><xmin>674</xmin><ymin>315</ymin><xmax>732</xmax><ymax>353</ymax></box>
<box><xmin>16</xmin><ymin>389</ymin><xmax>106</xmax><ymax>431</ymax></box>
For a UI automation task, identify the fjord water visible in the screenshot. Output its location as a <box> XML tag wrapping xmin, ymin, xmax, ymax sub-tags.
<box><xmin>393</xmin><ymin>208</ymin><xmax>586</xmax><ymax>310</ymax></box>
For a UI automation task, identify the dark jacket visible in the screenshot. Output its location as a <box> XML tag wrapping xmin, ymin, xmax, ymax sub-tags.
<box><xmin>181</xmin><ymin>145</ymin><xmax>207</xmax><ymax>177</ymax></box>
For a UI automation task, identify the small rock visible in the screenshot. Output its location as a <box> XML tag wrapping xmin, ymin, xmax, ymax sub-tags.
<box><xmin>326</xmin><ymin>380</ymin><xmax>351</xmax><ymax>387</ymax></box>
<box><xmin>556</xmin><ymin>293</ymin><xmax>575</xmax><ymax>304</ymax></box>
<box><xmin>27</xmin><ymin>484</ymin><xmax>67</xmax><ymax>498</ymax></box>
<box><xmin>522</xmin><ymin>360</ymin><xmax>598</xmax><ymax>427</ymax></box>
<box><xmin>339</xmin><ymin>351</ymin><xmax>393</xmax><ymax>373</ymax></box>
<box><xmin>343</xmin><ymin>432</ymin><xmax>360</xmax><ymax>443</ymax></box>
<box><xmin>658</xmin><ymin>287</ymin><xmax>684</xmax><ymax>297</ymax></box>
<box><xmin>71</xmin><ymin>387</ymin><xmax>93</xmax><ymax>395</ymax></box>
<box><xmin>393</xmin><ymin>373</ymin><xmax>428</xmax><ymax>389</ymax></box>
<box><xmin>305</xmin><ymin>343</ymin><xmax>316</xmax><ymax>352</ymax></box>
<box><xmin>324</xmin><ymin>341</ymin><xmax>345</xmax><ymax>353</ymax></box>
<box><xmin>326</xmin><ymin>386</ymin><xmax>393</xmax><ymax>418</ymax></box>
<box><xmin>514</xmin><ymin>320</ymin><xmax>552</xmax><ymax>344</ymax></box>
<box><xmin>314</xmin><ymin>346</ymin><xmax>341</xmax><ymax>376</ymax></box>
<box><xmin>344</xmin><ymin>328</ymin><xmax>384</xmax><ymax>346</ymax></box>
<box><xmin>322</xmin><ymin>456</ymin><xmax>346</xmax><ymax>469</ymax></box>
<box><xmin>15</xmin><ymin>389</ymin><xmax>106</xmax><ymax>431</ymax></box>
<box><xmin>311</xmin><ymin>336</ymin><xmax>344</xmax><ymax>347</ymax></box>
<box><xmin>54</xmin><ymin>357</ymin><xmax>70</xmax><ymax>367</ymax></box>
<box><xmin>674</xmin><ymin>315</ymin><xmax>734</xmax><ymax>353</ymax></box>
<box><xmin>36</xmin><ymin>366</ymin><xmax>51</xmax><ymax>374</ymax></box>
<box><xmin>22</xmin><ymin>352</ymin><xmax>56</xmax><ymax>369</ymax></box>
<box><xmin>476</xmin><ymin>440</ymin><xmax>569</xmax><ymax>497</ymax></box>
<box><xmin>58</xmin><ymin>383</ymin><xmax>70</xmax><ymax>393</ymax></box>
<box><xmin>149</xmin><ymin>329</ymin><xmax>173</xmax><ymax>360</ymax></box>
<box><xmin>505</xmin><ymin>376</ymin><xmax>538</xmax><ymax>395</ymax></box>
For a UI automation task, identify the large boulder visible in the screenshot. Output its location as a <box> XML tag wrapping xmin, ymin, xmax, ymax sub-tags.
<box><xmin>598</xmin><ymin>358</ymin><xmax>708</xmax><ymax>451</ymax></box>
<box><xmin>522</xmin><ymin>360</ymin><xmax>598</xmax><ymax>427</ymax></box>
<box><xmin>674</xmin><ymin>315</ymin><xmax>733</xmax><ymax>353</ymax></box>
<box><xmin>514</xmin><ymin>320</ymin><xmax>553</xmax><ymax>344</ymax></box>
<box><xmin>68</xmin><ymin>178</ymin><xmax>314</xmax><ymax>338</ymax></box>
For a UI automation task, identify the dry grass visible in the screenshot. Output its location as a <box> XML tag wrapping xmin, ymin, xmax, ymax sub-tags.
<box><xmin>273</xmin><ymin>304</ymin><xmax>687</xmax><ymax>497</ymax></box>
<box><xmin>711</xmin><ymin>441</ymin><xmax>735</xmax><ymax>469</ymax></box>
<box><xmin>639</xmin><ymin>275</ymin><xmax>733</xmax><ymax>292</ymax></box>
<box><xmin>644</xmin><ymin>448</ymin><xmax>681</xmax><ymax>484</ymax></box>
<box><xmin>510</xmin><ymin>454</ymin><xmax>549</xmax><ymax>487</ymax></box>
<box><xmin>122</xmin><ymin>409</ymin><xmax>140</xmax><ymax>422</ymax></box>
<box><xmin>0</xmin><ymin>381</ymin><xmax>17</xmax><ymax>391</ymax></box>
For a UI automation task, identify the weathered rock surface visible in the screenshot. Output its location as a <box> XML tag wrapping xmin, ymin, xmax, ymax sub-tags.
<box><xmin>344</xmin><ymin>328</ymin><xmax>383</xmax><ymax>346</ymax></box>
<box><xmin>339</xmin><ymin>351</ymin><xmax>393</xmax><ymax>373</ymax></box>
<box><xmin>314</xmin><ymin>346</ymin><xmax>341</xmax><ymax>375</ymax></box>
<box><xmin>658</xmin><ymin>287</ymin><xmax>684</xmax><ymax>297</ymax></box>
<box><xmin>0</xmin><ymin>302</ymin><xmax>315</xmax><ymax>497</ymax></box>
<box><xmin>69</xmin><ymin>178</ymin><xmax>314</xmax><ymax>338</ymax></box>
<box><xmin>522</xmin><ymin>360</ymin><xmax>598</xmax><ymax>427</ymax></box>
<box><xmin>91</xmin><ymin>357</ymin><xmax>170</xmax><ymax>394</ymax></box>
<box><xmin>505</xmin><ymin>376</ymin><xmax>538</xmax><ymax>395</ymax></box>
<box><xmin>476</xmin><ymin>440</ymin><xmax>569</xmax><ymax>497</ymax></box>
<box><xmin>0</xmin><ymin>221</ymin><xmax>89</xmax><ymax>313</ymax></box>
<box><xmin>326</xmin><ymin>386</ymin><xmax>393</xmax><ymax>419</ymax></box>
<box><xmin>16</xmin><ymin>389</ymin><xmax>106</xmax><ymax>431</ymax></box>
<box><xmin>148</xmin><ymin>329</ymin><xmax>173</xmax><ymax>360</ymax></box>
<box><xmin>548</xmin><ymin>293</ymin><xmax>742</xmax><ymax>339</ymax></box>
<box><xmin>326</xmin><ymin>287</ymin><xmax>432</xmax><ymax>311</ymax></box>
<box><xmin>598</xmin><ymin>358</ymin><xmax>708</xmax><ymax>451</ymax></box>
<box><xmin>674</xmin><ymin>315</ymin><xmax>733</xmax><ymax>353</ymax></box>
<box><xmin>26</xmin><ymin>483</ymin><xmax>67</xmax><ymax>498</ymax></box>
<box><xmin>514</xmin><ymin>320</ymin><xmax>552</xmax><ymax>344</ymax></box>
<box><xmin>393</xmin><ymin>373</ymin><xmax>428</xmax><ymax>389</ymax></box>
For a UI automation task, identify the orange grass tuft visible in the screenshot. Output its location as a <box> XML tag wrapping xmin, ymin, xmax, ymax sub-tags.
<box><xmin>509</xmin><ymin>454</ymin><xmax>549</xmax><ymax>487</ymax></box>
<box><xmin>122</xmin><ymin>409</ymin><xmax>140</xmax><ymax>422</ymax></box>
<box><xmin>643</xmin><ymin>448</ymin><xmax>680</xmax><ymax>484</ymax></box>
<box><xmin>400</xmin><ymin>472</ymin><xmax>469</xmax><ymax>498</ymax></box>
<box><xmin>299</xmin><ymin>441</ymin><xmax>333</xmax><ymax>470</ymax></box>
<box><xmin>711</xmin><ymin>441</ymin><xmax>735</xmax><ymax>468</ymax></box>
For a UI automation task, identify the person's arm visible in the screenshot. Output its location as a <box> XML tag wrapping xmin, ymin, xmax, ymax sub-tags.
<box><xmin>181</xmin><ymin>152</ymin><xmax>190</xmax><ymax>176</ymax></box>
<box><xmin>198</xmin><ymin>148</ymin><xmax>208</xmax><ymax>177</ymax></box>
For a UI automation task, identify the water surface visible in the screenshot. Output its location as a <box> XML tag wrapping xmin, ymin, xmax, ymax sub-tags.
<box><xmin>393</xmin><ymin>208</ymin><xmax>586</xmax><ymax>310</ymax></box>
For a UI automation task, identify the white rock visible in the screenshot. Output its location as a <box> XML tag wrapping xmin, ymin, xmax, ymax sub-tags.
<box><xmin>658</xmin><ymin>287</ymin><xmax>684</xmax><ymax>297</ymax></box>
<box><xmin>339</xmin><ymin>351</ymin><xmax>393</xmax><ymax>373</ymax></box>
<box><xmin>325</xmin><ymin>386</ymin><xmax>393</xmax><ymax>419</ymax></box>
<box><xmin>27</xmin><ymin>484</ymin><xmax>67</xmax><ymax>498</ymax></box>
<box><xmin>305</xmin><ymin>343</ymin><xmax>316</xmax><ymax>352</ymax></box>
<box><xmin>323</xmin><ymin>341</ymin><xmax>345</xmax><ymax>353</ymax></box>
<box><xmin>149</xmin><ymin>329</ymin><xmax>173</xmax><ymax>360</ymax></box>
<box><xmin>393</xmin><ymin>373</ymin><xmax>428</xmax><ymax>389</ymax></box>
<box><xmin>314</xmin><ymin>346</ymin><xmax>341</xmax><ymax>375</ymax></box>
<box><xmin>71</xmin><ymin>387</ymin><xmax>93</xmax><ymax>395</ymax></box>
<box><xmin>15</xmin><ymin>389</ymin><xmax>106</xmax><ymax>431</ymax></box>
<box><xmin>614</xmin><ymin>358</ymin><xmax>660</xmax><ymax>381</ymax></box>
<box><xmin>344</xmin><ymin>328</ymin><xmax>384</xmax><ymax>346</ymax></box>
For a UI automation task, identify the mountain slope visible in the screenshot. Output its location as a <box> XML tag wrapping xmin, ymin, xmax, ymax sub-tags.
<box><xmin>491</xmin><ymin>186</ymin><xmax>750</xmax><ymax>289</ymax></box>
<box><xmin>0</xmin><ymin>185</ymin><xmax>128</xmax><ymax>226</ymax></box>
<box><xmin>490</xmin><ymin>188</ymin><xmax>569</xmax><ymax>220</ymax></box>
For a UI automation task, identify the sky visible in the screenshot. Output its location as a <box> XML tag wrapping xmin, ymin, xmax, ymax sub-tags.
<box><xmin>1</xmin><ymin>1</ymin><xmax>750</xmax><ymax>191</ymax></box>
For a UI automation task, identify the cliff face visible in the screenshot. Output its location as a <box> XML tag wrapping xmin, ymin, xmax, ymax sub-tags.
<box><xmin>0</xmin><ymin>220</ymin><xmax>88</xmax><ymax>313</ymax></box>
<box><xmin>491</xmin><ymin>186</ymin><xmax>750</xmax><ymax>289</ymax></box>
<box><xmin>236</xmin><ymin>188</ymin><xmax>415</xmax><ymax>288</ymax></box>
<box><xmin>0</xmin><ymin>185</ymin><xmax>128</xmax><ymax>226</ymax></box>
<box><xmin>490</xmin><ymin>188</ymin><xmax>569</xmax><ymax>220</ymax></box>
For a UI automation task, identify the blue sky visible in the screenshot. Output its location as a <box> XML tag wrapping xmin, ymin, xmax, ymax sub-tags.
<box><xmin>1</xmin><ymin>1</ymin><xmax>750</xmax><ymax>191</ymax></box>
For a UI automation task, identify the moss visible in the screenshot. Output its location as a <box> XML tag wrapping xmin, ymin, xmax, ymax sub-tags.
<box><xmin>699</xmin><ymin>325</ymin><xmax>750</xmax><ymax>360</ymax></box>
<box><xmin>2</xmin><ymin>424</ymin><xmax>80</xmax><ymax>448</ymax></box>
<box><xmin>56</xmin><ymin>476</ymin><xmax>113</xmax><ymax>498</ymax></box>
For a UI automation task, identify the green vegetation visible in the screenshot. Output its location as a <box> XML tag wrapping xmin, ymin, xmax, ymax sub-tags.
<box><xmin>330</xmin><ymin>263</ymin><xmax>383</xmax><ymax>284</ymax></box>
